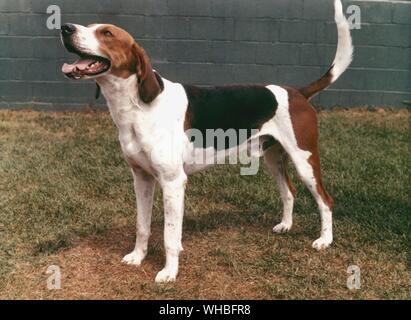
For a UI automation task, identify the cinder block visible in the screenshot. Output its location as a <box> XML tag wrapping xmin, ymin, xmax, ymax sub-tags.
<box><xmin>303</xmin><ymin>0</ymin><xmax>334</xmax><ymax>21</ymax></box>
<box><xmin>234</xmin><ymin>19</ymin><xmax>278</xmax><ymax>42</ymax></box>
<box><xmin>315</xmin><ymin>21</ymin><xmax>338</xmax><ymax>45</ymax></box>
<box><xmin>225</xmin><ymin>42</ymin><xmax>256</xmax><ymax>64</ymax></box>
<box><xmin>61</xmin><ymin>13</ymin><xmax>123</xmax><ymax>27</ymax></box>
<box><xmin>352</xmin><ymin>24</ymin><xmax>411</xmax><ymax>48</ymax></box>
<box><xmin>233</xmin><ymin>0</ymin><xmax>304</xmax><ymax>19</ymax></box>
<box><xmin>8</xmin><ymin>14</ymin><xmax>52</xmax><ymax>36</ymax></box>
<box><xmin>277</xmin><ymin>66</ymin><xmax>323</xmax><ymax>87</ymax></box>
<box><xmin>159</xmin><ymin>16</ymin><xmax>191</xmax><ymax>39</ymax></box>
<box><xmin>154</xmin><ymin>62</ymin><xmax>188</xmax><ymax>83</ymax></box>
<box><xmin>167</xmin><ymin>0</ymin><xmax>211</xmax><ymax>17</ymax></box>
<box><xmin>351</xmin><ymin>45</ymin><xmax>411</xmax><ymax>70</ymax></box>
<box><xmin>350</xmin><ymin>46</ymin><xmax>389</xmax><ymax>69</ymax></box>
<box><xmin>318</xmin><ymin>90</ymin><xmax>341</xmax><ymax>108</ymax></box>
<box><xmin>143</xmin><ymin>0</ymin><xmax>168</xmax><ymax>16</ymax></box>
<box><xmin>18</xmin><ymin>60</ymin><xmax>60</xmax><ymax>82</ymax></box>
<box><xmin>256</xmin><ymin>43</ymin><xmax>300</xmax><ymax>65</ymax></box>
<box><xmin>354</xmin><ymin>1</ymin><xmax>393</xmax><ymax>24</ymax></box>
<box><xmin>32</xmin><ymin>38</ymin><xmax>60</xmax><ymax>59</ymax></box>
<box><xmin>190</xmin><ymin>63</ymin><xmax>235</xmax><ymax>85</ymax></box>
<box><xmin>30</xmin><ymin>0</ymin><xmax>65</xmax><ymax>13</ymax></box>
<box><xmin>0</xmin><ymin>60</ymin><xmax>56</xmax><ymax>82</ymax></box>
<box><xmin>339</xmin><ymin>90</ymin><xmax>384</xmax><ymax>107</ymax></box>
<box><xmin>231</xmin><ymin>64</ymin><xmax>277</xmax><ymax>84</ymax></box>
<box><xmin>137</xmin><ymin>39</ymin><xmax>167</xmax><ymax>63</ymax></box>
<box><xmin>0</xmin><ymin>81</ymin><xmax>32</xmax><ymax>100</ymax></box>
<box><xmin>167</xmin><ymin>41</ymin><xmax>256</xmax><ymax>64</ymax></box>
<box><xmin>0</xmin><ymin>15</ymin><xmax>9</xmax><ymax>35</ymax></box>
<box><xmin>159</xmin><ymin>62</ymin><xmax>228</xmax><ymax>85</ymax></box>
<box><xmin>0</xmin><ymin>60</ymin><xmax>13</xmax><ymax>80</ymax></box>
<box><xmin>280</xmin><ymin>21</ymin><xmax>318</xmax><ymax>44</ymax></box>
<box><xmin>300</xmin><ymin>44</ymin><xmax>336</xmax><ymax>67</ymax></box>
<box><xmin>256</xmin><ymin>0</ymin><xmax>303</xmax><ymax>19</ymax></box>
<box><xmin>0</xmin><ymin>37</ymin><xmax>34</xmax><ymax>58</ymax></box>
<box><xmin>0</xmin><ymin>0</ymin><xmax>30</xmax><ymax>12</ymax></box>
<box><xmin>382</xmin><ymin>92</ymin><xmax>411</xmax><ymax>108</ymax></box>
<box><xmin>113</xmin><ymin>16</ymin><xmax>145</xmax><ymax>38</ymax></box>
<box><xmin>232</xmin><ymin>0</ymin><xmax>258</xmax><ymax>18</ymax></box>
<box><xmin>334</xmin><ymin>69</ymin><xmax>410</xmax><ymax>92</ymax></box>
<box><xmin>211</xmin><ymin>0</ymin><xmax>234</xmax><ymax>18</ymax></box>
<box><xmin>32</xmin><ymin>81</ymin><xmax>95</xmax><ymax>103</ymax></box>
<box><xmin>385</xmin><ymin>47</ymin><xmax>411</xmax><ymax>70</ymax></box>
<box><xmin>190</xmin><ymin>17</ymin><xmax>234</xmax><ymax>40</ymax></box>
<box><xmin>166</xmin><ymin>40</ymin><xmax>223</xmax><ymax>63</ymax></box>
<box><xmin>392</xmin><ymin>3</ymin><xmax>411</xmax><ymax>25</ymax></box>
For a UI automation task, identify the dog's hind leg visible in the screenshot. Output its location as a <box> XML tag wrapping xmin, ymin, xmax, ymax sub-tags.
<box><xmin>287</xmin><ymin>146</ymin><xmax>334</xmax><ymax>250</ymax></box>
<box><xmin>283</xmin><ymin>88</ymin><xmax>333</xmax><ymax>250</ymax></box>
<box><xmin>265</xmin><ymin>85</ymin><xmax>333</xmax><ymax>250</ymax></box>
<box><xmin>264</xmin><ymin>142</ymin><xmax>296</xmax><ymax>233</ymax></box>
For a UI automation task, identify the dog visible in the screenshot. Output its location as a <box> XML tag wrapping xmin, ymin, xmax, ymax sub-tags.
<box><xmin>61</xmin><ymin>0</ymin><xmax>353</xmax><ymax>282</ymax></box>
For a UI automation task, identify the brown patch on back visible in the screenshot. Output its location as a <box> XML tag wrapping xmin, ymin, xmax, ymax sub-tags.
<box><xmin>285</xmin><ymin>86</ymin><xmax>333</xmax><ymax>209</ymax></box>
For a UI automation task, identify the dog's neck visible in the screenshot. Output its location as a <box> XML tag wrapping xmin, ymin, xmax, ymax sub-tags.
<box><xmin>96</xmin><ymin>74</ymin><xmax>142</xmax><ymax>126</ymax></box>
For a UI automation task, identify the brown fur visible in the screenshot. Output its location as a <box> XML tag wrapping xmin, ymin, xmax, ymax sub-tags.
<box><xmin>94</xmin><ymin>24</ymin><xmax>163</xmax><ymax>103</ymax></box>
<box><xmin>299</xmin><ymin>66</ymin><xmax>333</xmax><ymax>101</ymax></box>
<box><xmin>286</xmin><ymin>86</ymin><xmax>333</xmax><ymax>209</ymax></box>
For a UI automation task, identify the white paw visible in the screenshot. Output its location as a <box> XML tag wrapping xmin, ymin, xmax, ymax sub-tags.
<box><xmin>272</xmin><ymin>222</ymin><xmax>292</xmax><ymax>233</ymax></box>
<box><xmin>155</xmin><ymin>268</ymin><xmax>177</xmax><ymax>283</ymax></box>
<box><xmin>121</xmin><ymin>250</ymin><xmax>145</xmax><ymax>266</ymax></box>
<box><xmin>312</xmin><ymin>236</ymin><xmax>333</xmax><ymax>251</ymax></box>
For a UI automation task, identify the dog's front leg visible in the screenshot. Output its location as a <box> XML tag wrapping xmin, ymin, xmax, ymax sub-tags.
<box><xmin>122</xmin><ymin>167</ymin><xmax>156</xmax><ymax>266</ymax></box>
<box><xmin>155</xmin><ymin>172</ymin><xmax>187</xmax><ymax>283</ymax></box>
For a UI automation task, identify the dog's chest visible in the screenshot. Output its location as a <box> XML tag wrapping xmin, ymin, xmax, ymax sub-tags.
<box><xmin>115</xmin><ymin>112</ymin><xmax>160</xmax><ymax>173</ymax></box>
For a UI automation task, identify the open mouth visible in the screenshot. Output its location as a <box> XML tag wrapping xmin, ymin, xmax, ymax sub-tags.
<box><xmin>62</xmin><ymin>54</ymin><xmax>111</xmax><ymax>79</ymax></box>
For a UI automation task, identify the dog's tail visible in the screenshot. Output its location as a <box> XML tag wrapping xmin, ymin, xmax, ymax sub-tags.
<box><xmin>299</xmin><ymin>0</ymin><xmax>353</xmax><ymax>100</ymax></box>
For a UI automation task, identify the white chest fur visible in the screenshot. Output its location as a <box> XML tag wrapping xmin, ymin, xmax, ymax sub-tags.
<box><xmin>97</xmin><ymin>75</ymin><xmax>189</xmax><ymax>177</ymax></box>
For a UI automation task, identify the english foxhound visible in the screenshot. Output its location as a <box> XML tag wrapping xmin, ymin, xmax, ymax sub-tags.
<box><xmin>61</xmin><ymin>0</ymin><xmax>353</xmax><ymax>282</ymax></box>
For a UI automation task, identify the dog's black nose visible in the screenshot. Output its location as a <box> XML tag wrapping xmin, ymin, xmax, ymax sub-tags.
<box><xmin>61</xmin><ymin>23</ymin><xmax>76</xmax><ymax>36</ymax></box>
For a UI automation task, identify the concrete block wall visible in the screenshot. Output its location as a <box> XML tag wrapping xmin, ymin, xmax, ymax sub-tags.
<box><xmin>0</xmin><ymin>0</ymin><xmax>410</xmax><ymax>110</ymax></box>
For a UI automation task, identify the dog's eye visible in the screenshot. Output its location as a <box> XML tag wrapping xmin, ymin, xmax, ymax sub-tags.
<box><xmin>103</xmin><ymin>30</ymin><xmax>113</xmax><ymax>37</ymax></box>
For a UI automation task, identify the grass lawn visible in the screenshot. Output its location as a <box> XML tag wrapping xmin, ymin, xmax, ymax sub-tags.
<box><xmin>0</xmin><ymin>109</ymin><xmax>409</xmax><ymax>299</ymax></box>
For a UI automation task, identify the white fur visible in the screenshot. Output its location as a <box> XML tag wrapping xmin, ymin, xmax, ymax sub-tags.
<box><xmin>122</xmin><ymin>167</ymin><xmax>156</xmax><ymax>266</ymax></box>
<box><xmin>331</xmin><ymin>0</ymin><xmax>354</xmax><ymax>82</ymax></box>
<box><xmin>69</xmin><ymin>24</ymin><xmax>106</xmax><ymax>59</ymax></box>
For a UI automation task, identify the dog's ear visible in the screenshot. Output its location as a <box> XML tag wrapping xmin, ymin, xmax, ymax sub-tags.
<box><xmin>133</xmin><ymin>44</ymin><xmax>163</xmax><ymax>104</ymax></box>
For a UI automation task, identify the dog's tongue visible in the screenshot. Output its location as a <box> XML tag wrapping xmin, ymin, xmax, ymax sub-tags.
<box><xmin>62</xmin><ymin>58</ymin><xmax>95</xmax><ymax>73</ymax></box>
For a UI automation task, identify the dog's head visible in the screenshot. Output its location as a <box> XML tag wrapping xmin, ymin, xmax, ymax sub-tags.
<box><xmin>61</xmin><ymin>23</ymin><xmax>162</xmax><ymax>103</ymax></box>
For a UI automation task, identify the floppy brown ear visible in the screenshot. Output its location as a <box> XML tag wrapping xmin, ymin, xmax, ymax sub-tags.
<box><xmin>133</xmin><ymin>44</ymin><xmax>163</xmax><ymax>103</ymax></box>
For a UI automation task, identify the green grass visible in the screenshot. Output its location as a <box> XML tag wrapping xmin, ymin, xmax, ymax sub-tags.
<box><xmin>0</xmin><ymin>109</ymin><xmax>409</xmax><ymax>299</ymax></box>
